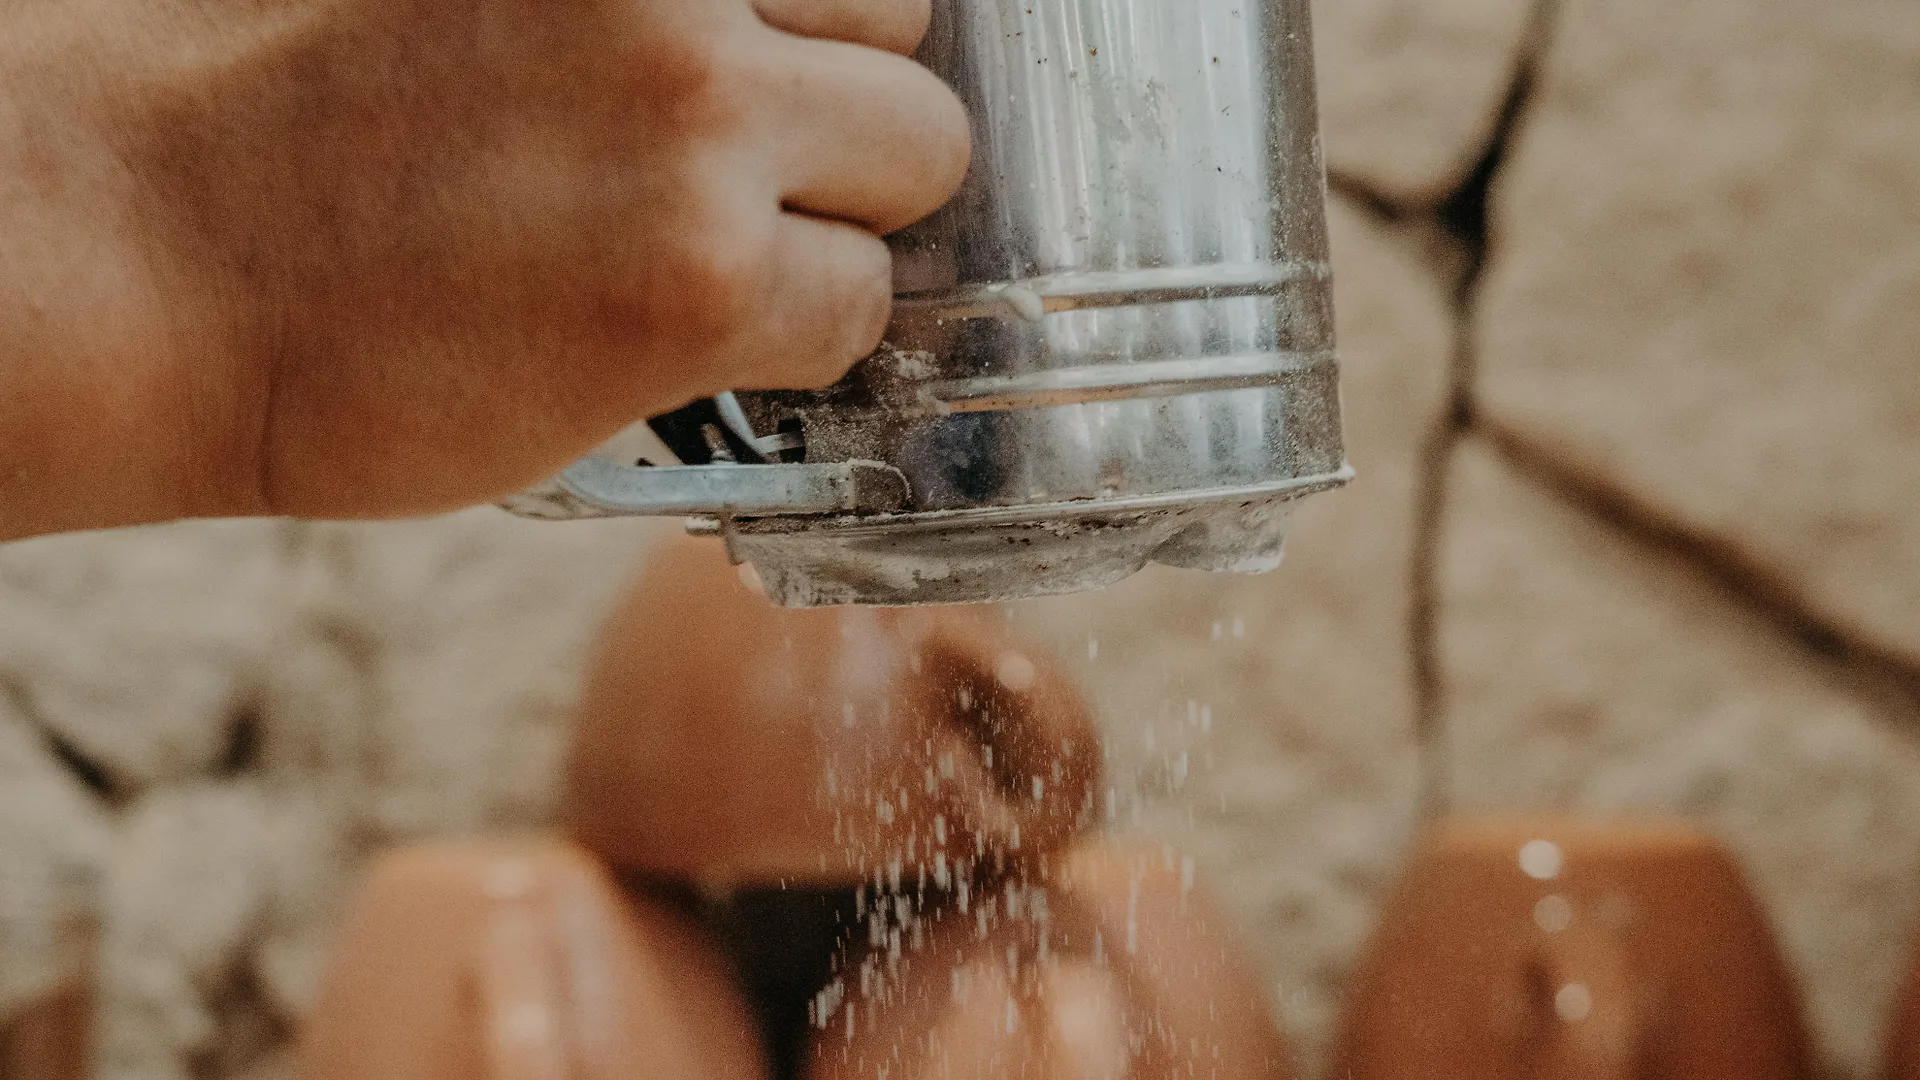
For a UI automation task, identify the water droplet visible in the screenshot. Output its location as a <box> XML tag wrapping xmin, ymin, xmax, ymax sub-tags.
<box><xmin>1534</xmin><ymin>894</ymin><xmax>1573</xmax><ymax>934</ymax></box>
<box><xmin>996</xmin><ymin>652</ymin><xmax>1037</xmax><ymax>692</ymax></box>
<box><xmin>1519</xmin><ymin>840</ymin><xmax>1564</xmax><ymax>881</ymax></box>
<box><xmin>1555</xmin><ymin>982</ymin><xmax>1593</xmax><ymax>1022</ymax></box>
<box><xmin>502</xmin><ymin>1002</ymin><xmax>553</xmax><ymax>1045</ymax></box>
<box><xmin>1126</xmin><ymin>876</ymin><xmax>1141</xmax><ymax>955</ymax></box>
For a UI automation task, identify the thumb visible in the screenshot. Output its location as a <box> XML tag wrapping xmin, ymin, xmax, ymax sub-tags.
<box><xmin>300</xmin><ymin>840</ymin><xmax>767</xmax><ymax>1080</ymax></box>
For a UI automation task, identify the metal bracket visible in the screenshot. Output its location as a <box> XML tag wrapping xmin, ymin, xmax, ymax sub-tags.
<box><xmin>499</xmin><ymin>457</ymin><xmax>911</xmax><ymax>521</ymax></box>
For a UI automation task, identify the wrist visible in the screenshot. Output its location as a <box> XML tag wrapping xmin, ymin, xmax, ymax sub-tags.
<box><xmin>0</xmin><ymin>29</ymin><xmax>263</xmax><ymax>540</ymax></box>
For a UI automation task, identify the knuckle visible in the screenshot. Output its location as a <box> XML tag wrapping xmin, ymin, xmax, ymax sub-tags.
<box><xmin>815</xmin><ymin>241</ymin><xmax>893</xmax><ymax>382</ymax></box>
<box><xmin>649</xmin><ymin>222</ymin><xmax>772</xmax><ymax>340</ymax></box>
<box><xmin>846</xmin><ymin>247</ymin><xmax>895</xmax><ymax>349</ymax></box>
<box><xmin>599</xmin><ymin>216</ymin><xmax>774</xmax><ymax>370</ymax></box>
<box><xmin>879</xmin><ymin>0</ymin><xmax>935</xmax><ymax>55</ymax></box>
<box><xmin>889</xmin><ymin>71</ymin><xmax>972</xmax><ymax>221</ymax></box>
<box><xmin>924</xmin><ymin>81</ymin><xmax>973</xmax><ymax>199</ymax></box>
<box><xmin>628</xmin><ymin>27</ymin><xmax>755</xmax><ymax>134</ymax></box>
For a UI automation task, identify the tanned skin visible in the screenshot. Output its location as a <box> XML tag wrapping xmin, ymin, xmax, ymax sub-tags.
<box><xmin>0</xmin><ymin>0</ymin><xmax>968</xmax><ymax>538</ymax></box>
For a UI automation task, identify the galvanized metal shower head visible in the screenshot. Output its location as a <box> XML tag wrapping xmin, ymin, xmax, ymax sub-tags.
<box><xmin>506</xmin><ymin>0</ymin><xmax>1349</xmax><ymax>607</ymax></box>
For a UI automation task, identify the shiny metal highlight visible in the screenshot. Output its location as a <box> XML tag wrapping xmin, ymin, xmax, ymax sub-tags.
<box><xmin>506</xmin><ymin>0</ymin><xmax>1348</xmax><ymax>607</ymax></box>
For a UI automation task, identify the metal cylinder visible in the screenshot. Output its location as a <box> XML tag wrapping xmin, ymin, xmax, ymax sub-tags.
<box><xmin>507</xmin><ymin>0</ymin><xmax>1349</xmax><ymax>607</ymax></box>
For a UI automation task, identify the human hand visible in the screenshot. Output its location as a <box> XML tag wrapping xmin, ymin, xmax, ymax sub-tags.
<box><xmin>0</xmin><ymin>0</ymin><xmax>967</xmax><ymax>538</ymax></box>
<box><xmin>299</xmin><ymin>538</ymin><xmax>1292</xmax><ymax>1079</ymax></box>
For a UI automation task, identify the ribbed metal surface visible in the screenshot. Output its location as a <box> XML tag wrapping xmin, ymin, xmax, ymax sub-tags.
<box><xmin>509</xmin><ymin>0</ymin><xmax>1348</xmax><ymax>607</ymax></box>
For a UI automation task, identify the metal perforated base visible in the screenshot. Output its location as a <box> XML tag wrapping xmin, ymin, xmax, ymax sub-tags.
<box><xmin>712</xmin><ymin>469</ymin><xmax>1349</xmax><ymax>607</ymax></box>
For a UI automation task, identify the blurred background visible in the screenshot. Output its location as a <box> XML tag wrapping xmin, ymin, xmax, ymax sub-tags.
<box><xmin>4</xmin><ymin>0</ymin><xmax>1920</xmax><ymax>1077</ymax></box>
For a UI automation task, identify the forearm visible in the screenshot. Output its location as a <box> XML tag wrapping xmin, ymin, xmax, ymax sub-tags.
<box><xmin>0</xmin><ymin>23</ymin><xmax>256</xmax><ymax>541</ymax></box>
